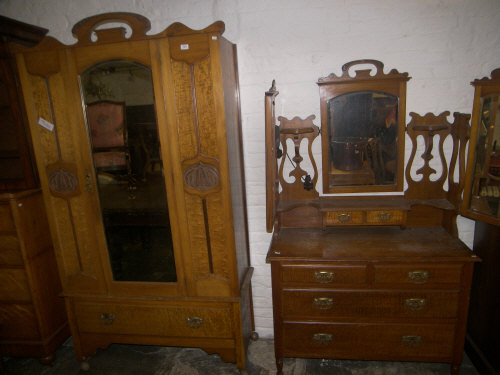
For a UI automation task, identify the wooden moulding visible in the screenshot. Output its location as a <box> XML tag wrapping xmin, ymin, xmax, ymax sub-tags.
<box><xmin>9</xmin><ymin>13</ymin><xmax>226</xmax><ymax>53</ymax></box>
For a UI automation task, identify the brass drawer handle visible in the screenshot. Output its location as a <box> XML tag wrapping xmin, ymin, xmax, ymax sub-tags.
<box><xmin>377</xmin><ymin>212</ymin><xmax>393</xmax><ymax>222</ymax></box>
<box><xmin>313</xmin><ymin>270</ymin><xmax>335</xmax><ymax>283</ymax></box>
<box><xmin>313</xmin><ymin>297</ymin><xmax>334</xmax><ymax>310</ymax></box>
<box><xmin>405</xmin><ymin>298</ymin><xmax>426</xmax><ymax>311</ymax></box>
<box><xmin>408</xmin><ymin>270</ymin><xmax>429</xmax><ymax>284</ymax></box>
<box><xmin>402</xmin><ymin>335</ymin><xmax>422</xmax><ymax>348</ymax></box>
<box><xmin>313</xmin><ymin>333</ymin><xmax>333</xmax><ymax>345</ymax></box>
<box><xmin>99</xmin><ymin>313</ymin><xmax>115</xmax><ymax>325</ymax></box>
<box><xmin>337</xmin><ymin>213</ymin><xmax>351</xmax><ymax>223</ymax></box>
<box><xmin>186</xmin><ymin>316</ymin><xmax>203</xmax><ymax>329</ymax></box>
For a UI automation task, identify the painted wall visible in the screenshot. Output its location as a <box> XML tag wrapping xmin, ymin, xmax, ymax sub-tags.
<box><xmin>1</xmin><ymin>0</ymin><xmax>499</xmax><ymax>339</ymax></box>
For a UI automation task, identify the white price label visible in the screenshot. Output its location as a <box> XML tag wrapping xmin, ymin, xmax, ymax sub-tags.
<box><xmin>38</xmin><ymin>117</ymin><xmax>54</xmax><ymax>131</ymax></box>
<box><xmin>180</xmin><ymin>44</ymin><xmax>189</xmax><ymax>50</ymax></box>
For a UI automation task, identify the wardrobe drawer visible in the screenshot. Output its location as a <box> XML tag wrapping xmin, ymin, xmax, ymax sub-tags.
<box><xmin>373</xmin><ymin>264</ymin><xmax>463</xmax><ymax>286</ymax></box>
<box><xmin>0</xmin><ymin>235</ymin><xmax>23</xmax><ymax>265</ymax></box>
<box><xmin>74</xmin><ymin>301</ymin><xmax>233</xmax><ymax>339</ymax></box>
<box><xmin>0</xmin><ymin>269</ymin><xmax>31</xmax><ymax>301</ymax></box>
<box><xmin>0</xmin><ymin>303</ymin><xmax>39</xmax><ymax>340</ymax></box>
<box><xmin>282</xmin><ymin>290</ymin><xmax>460</xmax><ymax>319</ymax></box>
<box><xmin>282</xmin><ymin>322</ymin><xmax>455</xmax><ymax>361</ymax></box>
<box><xmin>280</xmin><ymin>264</ymin><xmax>366</xmax><ymax>285</ymax></box>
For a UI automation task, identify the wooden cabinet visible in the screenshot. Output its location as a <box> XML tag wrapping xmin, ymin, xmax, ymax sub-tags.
<box><xmin>265</xmin><ymin>61</ymin><xmax>478</xmax><ymax>375</ymax></box>
<box><xmin>0</xmin><ymin>190</ymin><xmax>69</xmax><ymax>363</ymax></box>
<box><xmin>461</xmin><ymin>69</ymin><xmax>500</xmax><ymax>375</ymax></box>
<box><xmin>0</xmin><ymin>16</ymin><xmax>47</xmax><ymax>191</ymax></box>
<box><xmin>10</xmin><ymin>13</ymin><xmax>253</xmax><ymax>370</ymax></box>
<box><xmin>268</xmin><ymin>227</ymin><xmax>476</xmax><ymax>372</ymax></box>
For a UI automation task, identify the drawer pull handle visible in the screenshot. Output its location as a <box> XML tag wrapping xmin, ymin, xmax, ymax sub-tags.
<box><xmin>314</xmin><ymin>271</ymin><xmax>335</xmax><ymax>283</ymax></box>
<box><xmin>405</xmin><ymin>298</ymin><xmax>426</xmax><ymax>311</ymax></box>
<box><xmin>337</xmin><ymin>213</ymin><xmax>351</xmax><ymax>223</ymax></box>
<box><xmin>377</xmin><ymin>212</ymin><xmax>393</xmax><ymax>222</ymax></box>
<box><xmin>402</xmin><ymin>335</ymin><xmax>422</xmax><ymax>348</ymax></box>
<box><xmin>408</xmin><ymin>270</ymin><xmax>429</xmax><ymax>284</ymax></box>
<box><xmin>313</xmin><ymin>297</ymin><xmax>334</xmax><ymax>310</ymax></box>
<box><xmin>186</xmin><ymin>316</ymin><xmax>203</xmax><ymax>329</ymax></box>
<box><xmin>313</xmin><ymin>333</ymin><xmax>333</xmax><ymax>345</ymax></box>
<box><xmin>99</xmin><ymin>313</ymin><xmax>115</xmax><ymax>325</ymax></box>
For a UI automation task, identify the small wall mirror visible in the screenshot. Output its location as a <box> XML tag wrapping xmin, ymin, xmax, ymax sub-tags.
<box><xmin>463</xmin><ymin>69</ymin><xmax>500</xmax><ymax>225</ymax></box>
<box><xmin>81</xmin><ymin>60</ymin><xmax>177</xmax><ymax>282</ymax></box>
<box><xmin>318</xmin><ymin>60</ymin><xmax>410</xmax><ymax>194</ymax></box>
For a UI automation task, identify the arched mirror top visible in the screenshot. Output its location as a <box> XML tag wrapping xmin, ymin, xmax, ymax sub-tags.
<box><xmin>318</xmin><ymin>60</ymin><xmax>410</xmax><ymax>194</ymax></box>
<box><xmin>80</xmin><ymin>60</ymin><xmax>154</xmax><ymax>105</ymax></box>
<box><xmin>463</xmin><ymin>68</ymin><xmax>500</xmax><ymax>226</ymax></box>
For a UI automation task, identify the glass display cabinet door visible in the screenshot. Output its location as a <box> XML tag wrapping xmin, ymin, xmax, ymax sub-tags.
<box><xmin>463</xmin><ymin>68</ymin><xmax>500</xmax><ymax>226</ymax></box>
<box><xmin>81</xmin><ymin>60</ymin><xmax>176</xmax><ymax>282</ymax></box>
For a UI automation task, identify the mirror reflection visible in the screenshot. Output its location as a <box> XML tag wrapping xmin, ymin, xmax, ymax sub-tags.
<box><xmin>469</xmin><ymin>94</ymin><xmax>500</xmax><ymax>218</ymax></box>
<box><xmin>81</xmin><ymin>60</ymin><xmax>176</xmax><ymax>283</ymax></box>
<box><xmin>327</xmin><ymin>91</ymin><xmax>398</xmax><ymax>187</ymax></box>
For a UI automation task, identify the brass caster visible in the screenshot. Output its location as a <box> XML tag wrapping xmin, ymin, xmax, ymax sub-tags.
<box><xmin>250</xmin><ymin>331</ymin><xmax>259</xmax><ymax>341</ymax></box>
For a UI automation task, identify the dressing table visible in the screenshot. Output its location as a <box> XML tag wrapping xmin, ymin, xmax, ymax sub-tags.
<box><xmin>265</xmin><ymin>60</ymin><xmax>479</xmax><ymax>375</ymax></box>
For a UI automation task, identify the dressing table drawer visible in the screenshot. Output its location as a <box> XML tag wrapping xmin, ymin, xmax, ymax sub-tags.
<box><xmin>324</xmin><ymin>211</ymin><xmax>363</xmax><ymax>225</ymax></box>
<box><xmin>74</xmin><ymin>300</ymin><xmax>234</xmax><ymax>339</ymax></box>
<box><xmin>280</xmin><ymin>264</ymin><xmax>366</xmax><ymax>286</ymax></box>
<box><xmin>373</xmin><ymin>264</ymin><xmax>464</xmax><ymax>286</ymax></box>
<box><xmin>366</xmin><ymin>210</ymin><xmax>404</xmax><ymax>225</ymax></box>
<box><xmin>323</xmin><ymin>209</ymin><xmax>405</xmax><ymax>227</ymax></box>
<box><xmin>282</xmin><ymin>322</ymin><xmax>455</xmax><ymax>361</ymax></box>
<box><xmin>281</xmin><ymin>290</ymin><xmax>460</xmax><ymax>319</ymax></box>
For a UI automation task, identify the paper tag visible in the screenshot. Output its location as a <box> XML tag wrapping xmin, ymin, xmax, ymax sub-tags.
<box><xmin>211</xmin><ymin>36</ymin><xmax>217</xmax><ymax>40</ymax></box>
<box><xmin>180</xmin><ymin>44</ymin><xmax>189</xmax><ymax>50</ymax></box>
<box><xmin>38</xmin><ymin>117</ymin><xmax>54</xmax><ymax>131</ymax></box>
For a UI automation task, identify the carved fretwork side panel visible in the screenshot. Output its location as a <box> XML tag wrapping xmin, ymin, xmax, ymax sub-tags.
<box><xmin>405</xmin><ymin>111</ymin><xmax>470</xmax><ymax>202</ymax></box>
<box><xmin>277</xmin><ymin>115</ymin><xmax>320</xmax><ymax>202</ymax></box>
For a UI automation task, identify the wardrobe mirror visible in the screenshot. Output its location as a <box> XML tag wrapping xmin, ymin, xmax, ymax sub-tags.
<box><xmin>81</xmin><ymin>60</ymin><xmax>177</xmax><ymax>282</ymax></box>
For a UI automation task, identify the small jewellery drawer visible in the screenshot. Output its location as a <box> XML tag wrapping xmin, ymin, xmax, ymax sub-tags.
<box><xmin>366</xmin><ymin>210</ymin><xmax>404</xmax><ymax>225</ymax></box>
<box><xmin>324</xmin><ymin>211</ymin><xmax>363</xmax><ymax>225</ymax></box>
<box><xmin>324</xmin><ymin>209</ymin><xmax>405</xmax><ymax>226</ymax></box>
<box><xmin>280</xmin><ymin>264</ymin><xmax>366</xmax><ymax>285</ymax></box>
<box><xmin>0</xmin><ymin>269</ymin><xmax>31</xmax><ymax>301</ymax></box>
<box><xmin>281</xmin><ymin>290</ymin><xmax>460</xmax><ymax>319</ymax></box>
<box><xmin>282</xmin><ymin>322</ymin><xmax>455</xmax><ymax>361</ymax></box>
<box><xmin>373</xmin><ymin>264</ymin><xmax>463</xmax><ymax>286</ymax></box>
<box><xmin>74</xmin><ymin>301</ymin><xmax>233</xmax><ymax>339</ymax></box>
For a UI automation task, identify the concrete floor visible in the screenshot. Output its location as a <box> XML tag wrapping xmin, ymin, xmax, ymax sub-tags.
<box><xmin>1</xmin><ymin>338</ymin><xmax>479</xmax><ymax>375</ymax></box>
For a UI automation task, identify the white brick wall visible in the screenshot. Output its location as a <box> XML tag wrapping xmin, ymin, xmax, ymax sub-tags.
<box><xmin>2</xmin><ymin>0</ymin><xmax>499</xmax><ymax>339</ymax></box>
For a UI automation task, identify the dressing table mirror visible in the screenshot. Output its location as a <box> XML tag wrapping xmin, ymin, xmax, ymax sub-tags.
<box><xmin>318</xmin><ymin>60</ymin><xmax>409</xmax><ymax>193</ymax></box>
<box><xmin>10</xmin><ymin>12</ymin><xmax>253</xmax><ymax>370</ymax></box>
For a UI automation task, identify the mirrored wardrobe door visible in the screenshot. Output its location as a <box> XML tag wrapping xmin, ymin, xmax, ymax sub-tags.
<box><xmin>80</xmin><ymin>60</ymin><xmax>176</xmax><ymax>283</ymax></box>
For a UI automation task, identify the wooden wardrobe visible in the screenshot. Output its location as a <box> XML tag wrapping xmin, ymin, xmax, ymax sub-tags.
<box><xmin>10</xmin><ymin>13</ymin><xmax>253</xmax><ymax>370</ymax></box>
